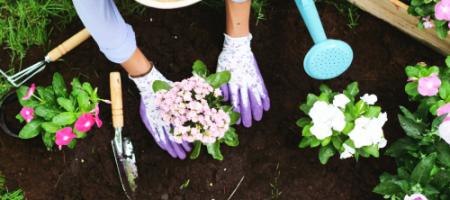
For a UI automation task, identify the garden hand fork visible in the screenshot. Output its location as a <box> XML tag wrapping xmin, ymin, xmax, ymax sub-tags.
<box><xmin>110</xmin><ymin>72</ymin><xmax>138</xmax><ymax>200</ymax></box>
<box><xmin>0</xmin><ymin>29</ymin><xmax>91</xmax><ymax>87</ymax></box>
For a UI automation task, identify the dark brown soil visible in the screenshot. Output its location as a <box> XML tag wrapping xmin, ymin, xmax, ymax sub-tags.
<box><xmin>0</xmin><ymin>1</ymin><xmax>444</xmax><ymax>199</ymax></box>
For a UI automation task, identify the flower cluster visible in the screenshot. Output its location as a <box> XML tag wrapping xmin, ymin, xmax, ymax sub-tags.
<box><xmin>155</xmin><ymin>76</ymin><xmax>230</xmax><ymax>144</ymax></box>
<box><xmin>152</xmin><ymin>60</ymin><xmax>240</xmax><ymax>160</ymax></box>
<box><xmin>374</xmin><ymin>57</ymin><xmax>450</xmax><ymax>200</ymax></box>
<box><xmin>16</xmin><ymin>72</ymin><xmax>105</xmax><ymax>150</ymax></box>
<box><xmin>408</xmin><ymin>0</ymin><xmax>450</xmax><ymax>38</ymax></box>
<box><xmin>297</xmin><ymin>82</ymin><xmax>388</xmax><ymax>164</ymax></box>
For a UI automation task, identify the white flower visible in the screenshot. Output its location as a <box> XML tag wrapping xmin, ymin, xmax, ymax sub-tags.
<box><xmin>340</xmin><ymin>144</ymin><xmax>355</xmax><ymax>159</ymax></box>
<box><xmin>308</xmin><ymin>101</ymin><xmax>347</xmax><ymax>140</ymax></box>
<box><xmin>348</xmin><ymin>113</ymin><xmax>388</xmax><ymax>148</ymax></box>
<box><xmin>404</xmin><ymin>193</ymin><xmax>428</xmax><ymax>200</ymax></box>
<box><xmin>333</xmin><ymin>93</ymin><xmax>350</xmax><ymax>109</ymax></box>
<box><xmin>361</xmin><ymin>93</ymin><xmax>378</xmax><ymax>105</ymax></box>
<box><xmin>378</xmin><ymin>138</ymin><xmax>387</xmax><ymax>148</ymax></box>
<box><xmin>438</xmin><ymin>121</ymin><xmax>450</xmax><ymax>145</ymax></box>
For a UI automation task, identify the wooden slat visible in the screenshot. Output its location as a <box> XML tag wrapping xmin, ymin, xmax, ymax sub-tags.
<box><xmin>347</xmin><ymin>0</ymin><xmax>450</xmax><ymax>55</ymax></box>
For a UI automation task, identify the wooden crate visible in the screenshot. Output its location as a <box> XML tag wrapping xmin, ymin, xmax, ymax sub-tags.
<box><xmin>347</xmin><ymin>0</ymin><xmax>450</xmax><ymax>55</ymax></box>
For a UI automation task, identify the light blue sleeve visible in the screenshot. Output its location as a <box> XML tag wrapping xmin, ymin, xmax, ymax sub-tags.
<box><xmin>72</xmin><ymin>0</ymin><xmax>137</xmax><ymax>64</ymax></box>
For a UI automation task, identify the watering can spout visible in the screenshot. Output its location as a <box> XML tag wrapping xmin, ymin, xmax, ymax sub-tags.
<box><xmin>295</xmin><ymin>0</ymin><xmax>328</xmax><ymax>44</ymax></box>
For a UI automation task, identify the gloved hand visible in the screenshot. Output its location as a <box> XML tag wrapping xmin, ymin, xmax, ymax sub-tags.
<box><xmin>131</xmin><ymin>67</ymin><xmax>191</xmax><ymax>159</ymax></box>
<box><xmin>217</xmin><ymin>34</ymin><xmax>270</xmax><ymax>127</ymax></box>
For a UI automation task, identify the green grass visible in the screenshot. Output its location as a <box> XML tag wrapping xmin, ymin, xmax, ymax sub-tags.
<box><xmin>0</xmin><ymin>172</ymin><xmax>25</xmax><ymax>200</ymax></box>
<box><xmin>318</xmin><ymin>0</ymin><xmax>360</xmax><ymax>29</ymax></box>
<box><xmin>202</xmin><ymin>0</ymin><xmax>270</xmax><ymax>24</ymax></box>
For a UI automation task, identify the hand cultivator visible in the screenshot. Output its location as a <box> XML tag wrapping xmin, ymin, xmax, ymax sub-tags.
<box><xmin>0</xmin><ymin>29</ymin><xmax>90</xmax><ymax>87</ymax></box>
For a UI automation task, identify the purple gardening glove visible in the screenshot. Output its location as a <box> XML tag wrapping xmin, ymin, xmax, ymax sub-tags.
<box><xmin>131</xmin><ymin>67</ymin><xmax>191</xmax><ymax>159</ymax></box>
<box><xmin>217</xmin><ymin>34</ymin><xmax>270</xmax><ymax>127</ymax></box>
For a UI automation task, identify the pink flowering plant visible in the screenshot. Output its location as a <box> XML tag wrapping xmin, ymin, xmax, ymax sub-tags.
<box><xmin>408</xmin><ymin>0</ymin><xmax>450</xmax><ymax>39</ymax></box>
<box><xmin>373</xmin><ymin>58</ymin><xmax>450</xmax><ymax>200</ymax></box>
<box><xmin>153</xmin><ymin>60</ymin><xmax>240</xmax><ymax>160</ymax></box>
<box><xmin>297</xmin><ymin>82</ymin><xmax>388</xmax><ymax>164</ymax></box>
<box><xmin>16</xmin><ymin>72</ymin><xmax>105</xmax><ymax>150</ymax></box>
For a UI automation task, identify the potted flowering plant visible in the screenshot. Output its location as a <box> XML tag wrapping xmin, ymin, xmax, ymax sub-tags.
<box><xmin>373</xmin><ymin>58</ymin><xmax>450</xmax><ymax>200</ymax></box>
<box><xmin>153</xmin><ymin>60</ymin><xmax>240</xmax><ymax>161</ymax></box>
<box><xmin>16</xmin><ymin>72</ymin><xmax>105</xmax><ymax>150</ymax></box>
<box><xmin>408</xmin><ymin>0</ymin><xmax>450</xmax><ymax>39</ymax></box>
<box><xmin>296</xmin><ymin>82</ymin><xmax>388</xmax><ymax>164</ymax></box>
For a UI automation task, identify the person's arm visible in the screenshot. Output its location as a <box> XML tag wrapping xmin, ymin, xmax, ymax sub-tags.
<box><xmin>218</xmin><ymin>0</ymin><xmax>270</xmax><ymax>128</ymax></box>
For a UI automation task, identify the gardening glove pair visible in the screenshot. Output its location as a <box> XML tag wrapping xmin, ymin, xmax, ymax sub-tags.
<box><xmin>217</xmin><ymin>34</ymin><xmax>270</xmax><ymax>127</ymax></box>
<box><xmin>131</xmin><ymin>67</ymin><xmax>191</xmax><ymax>159</ymax></box>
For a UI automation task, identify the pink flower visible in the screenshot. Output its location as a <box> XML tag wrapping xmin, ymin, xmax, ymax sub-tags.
<box><xmin>435</xmin><ymin>0</ymin><xmax>450</xmax><ymax>21</ymax></box>
<box><xmin>55</xmin><ymin>127</ymin><xmax>77</xmax><ymax>150</ymax></box>
<box><xmin>422</xmin><ymin>16</ymin><xmax>434</xmax><ymax>29</ymax></box>
<box><xmin>20</xmin><ymin>107</ymin><xmax>34</xmax><ymax>123</ymax></box>
<box><xmin>404</xmin><ymin>193</ymin><xmax>428</xmax><ymax>200</ymax></box>
<box><xmin>74</xmin><ymin>113</ymin><xmax>96</xmax><ymax>132</ymax></box>
<box><xmin>438</xmin><ymin>103</ymin><xmax>450</xmax><ymax>122</ymax></box>
<box><xmin>22</xmin><ymin>83</ymin><xmax>36</xmax><ymax>100</ymax></box>
<box><xmin>418</xmin><ymin>74</ymin><xmax>441</xmax><ymax>96</ymax></box>
<box><xmin>93</xmin><ymin>104</ymin><xmax>103</xmax><ymax>128</ymax></box>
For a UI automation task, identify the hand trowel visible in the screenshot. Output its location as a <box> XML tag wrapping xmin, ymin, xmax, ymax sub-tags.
<box><xmin>110</xmin><ymin>72</ymin><xmax>138</xmax><ymax>200</ymax></box>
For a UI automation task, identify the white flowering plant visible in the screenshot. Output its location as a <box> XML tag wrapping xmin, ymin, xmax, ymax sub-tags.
<box><xmin>373</xmin><ymin>58</ymin><xmax>450</xmax><ymax>200</ymax></box>
<box><xmin>153</xmin><ymin>60</ymin><xmax>240</xmax><ymax>161</ymax></box>
<box><xmin>297</xmin><ymin>82</ymin><xmax>388</xmax><ymax>164</ymax></box>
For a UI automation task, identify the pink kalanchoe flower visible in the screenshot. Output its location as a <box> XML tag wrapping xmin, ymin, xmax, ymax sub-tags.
<box><xmin>55</xmin><ymin>127</ymin><xmax>77</xmax><ymax>150</ymax></box>
<box><xmin>93</xmin><ymin>104</ymin><xmax>103</xmax><ymax>128</ymax></box>
<box><xmin>22</xmin><ymin>83</ymin><xmax>36</xmax><ymax>100</ymax></box>
<box><xmin>74</xmin><ymin>113</ymin><xmax>96</xmax><ymax>132</ymax></box>
<box><xmin>418</xmin><ymin>74</ymin><xmax>441</xmax><ymax>96</ymax></box>
<box><xmin>435</xmin><ymin>0</ymin><xmax>450</xmax><ymax>21</ymax></box>
<box><xmin>437</xmin><ymin>103</ymin><xmax>450</xmax><ymax>122</ymax></box>
<box><xmin>20</xmin><ymin>107</ymin><xmax>34</xmax><ymax>123</ymax></box>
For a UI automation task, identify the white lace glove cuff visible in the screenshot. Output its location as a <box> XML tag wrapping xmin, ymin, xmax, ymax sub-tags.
<box><xmin>129</xmin><ymin>67</ymin><xmax>168</xmax><ymax>94</ymax></box>
<box><xmin>223</xmin><ymin>33</ymin><xmax>253</xmax><ymax>51</ymax></box>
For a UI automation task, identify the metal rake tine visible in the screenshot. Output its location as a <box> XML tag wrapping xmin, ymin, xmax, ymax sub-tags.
<box><xmin>16</xmin><ymin>64</ymin><xmax>47</xmax><ymax>87</ymax></box>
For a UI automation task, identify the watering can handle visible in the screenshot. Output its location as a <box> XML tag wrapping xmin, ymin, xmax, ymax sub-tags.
<box><xmin>46</xmin><ymin>28</ymin><xmax>91</xmax><ymax>62</ymax></box>
<box><xmin>294</xmin><ymin>0</ymin><xmax>327</xmax><ymax>44</ymax></box>
<box><xmin>110</xmin><ymin>72</ymin><xmax>124</xmax><ymax>129</ymax></box>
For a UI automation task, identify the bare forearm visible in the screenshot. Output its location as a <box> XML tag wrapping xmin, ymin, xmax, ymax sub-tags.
<box><xmin>225</xmin><ymin>0</ymin><xmax>251</xmax><ymax>37</ymax></box>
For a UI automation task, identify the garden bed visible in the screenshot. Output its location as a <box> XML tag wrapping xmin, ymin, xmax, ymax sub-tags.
<box><xmin>0</xmin><ymin>1</ymin><xmax>445</xmax><ymax>199</ymax></box>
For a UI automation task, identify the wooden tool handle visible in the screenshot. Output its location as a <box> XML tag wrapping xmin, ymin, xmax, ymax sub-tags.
<box><xmin>46</xmin><ymin>28</ymin><xmax>91</xmax><ymax>62</ymax></box>
<box><xmin>110</xmin><ymin>72</ymin><xmax>124</xmax><ymax>128</ymax></box>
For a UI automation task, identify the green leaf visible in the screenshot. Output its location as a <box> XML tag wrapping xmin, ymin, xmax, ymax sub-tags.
<box><xmin>229</xmin><ymin>111</ymin><xmax>240</xmax><ymax>126</ymax></box>
<box><xmin>52</xmin><ymin>72</ymin><xmax>68</xmax><ymax>97</ymax></box>
<box><xmin>399</xmin><ymin>106</ymin><xmax>416</xmax><ymax>121</ymax></box>
<box><xmin>299</xmin><ymin>103</ymin><xmax>310</xmax><ymax>114</ymax></box>
<box><xmin>342</xmin><ymin>122</ymin><xmax>354</xmax><ymax>135</ymax></box>
<box><xmin>319</xmin><ymin>84</ymin><xmax>332</xmax><ymax>94</ymax></box>
<box><xmin>363</xmin><ymin>145</ymin><xmax>379</xmax><ymax>158</ymax></box>
<box><xmin>223</xmin><ymin>128</ymin><xmax>239</xmax><ymax>147</ymax></box>
<box><xmin>302</xmin><ymin>125</ymin><xmax>312</xmax><ymax>137</ymax></box>
<box><xmin>36</xmin><ymin>86</ymin><xmax>55</xmax><ymax>104</ymax></box>
<box><xmin>190</xmin><ymin>141</ymin><xmax>202</xmax><ymax>159</ymax></box>
<box><xmin>436</xmin><ymin>141</ymin><xmax>450</xmax><ymax>167</ymax></box>
<box><xmin>71</xmin><ymin>78</ymin><xmax>83</xmax><ymax>96</ymax></box>
<box><xmin>41</xmin><ymin>122</ymin><xmax>60</xmax><ymax>133</ymax></box>
<box><xmin>398</xmin><ymin>114</ymin><xmax>425</xmax><ymax>139</ymax></box>
<box><xmin>52</xmin><ymin>112</ymin><xmax>77</xmax><ymax>126</ymax></box>
<box><xmin>206</xmin><ymin>71</ymin><xmax>231</xmax><ymax>88</ymax></box>
<box><xmin>321</xmin><ymin>137</ymin><xmax>331</xmax><ymax>146</ymax></box>
<box><xmin>385</xmin><ymin>138</ymin><xmax>419</xmax><ymax>158</ymax></box>
<box><xmin>296</xmin><ymin>117</ymin><xmax>311</xmax><ymax>128</ymax></box>
<box><xmin>82</xmin><ymin>82</ymin><xmax>94</xmax><ymax>95</ymax></box>
<box><xmin>74</xmin><ymin>129</ymin><xmax>87</xmax><ymax>139</ymax></box>
<box><xmin>353</xmin><ymin>100</ymin><xmax>368</xmax><ymax>116</ymax></box>
<box><xmin>432</xmin><ymin>115</ymin><xmax>446</xmax><ymax>130</ymax></box>
<box><xmin>318</xmin><ymin>145</ymin><xmax>336</xmax><ymax>164</ymax></box>
<box><xmin>373</xmin><ymin>180</ymin><xmax>407</xmax><ymax>195</ymax></box>
<box><xmin>439</xmin><ymin>81</ymin><xmax>450</xmax><ymax>100</ymax></box>
<box><xmin>306</xmin><ymin>94</ymin><xmax>319</xmax><ymax>106</ymax></box>
<box><xmin>206</xmin><ymin>141</ymin><xmax>223</xmax><ymax>161</ymax></box>
<box><xmin>19</xmin><ymin>120</ymin><xmax>42</xmax><ymax>139</ymax></box>
<box><xmin>446</xmin><ymin>56</ymin><xmax>450</xmax><ymax>68</ymax></box>
<box><xmin>411</xmin><ymin>153</ymin><xmax>437</xmax><ymax>185</ymax></box>
<box><xmin>16</xmin><ymin>113</ymin><xmax>24</xmax><ymax>123</ymax></box>
<box><xmin>57</xmin><ymin>97</ymin><xmax>75</xmax><ymax>112</ymax></box>
<box><xmin>331</xmin><ymin>136</ymin><xmax>343</xmax><ymax>150</ymax></box>
<box><xmin>405</xmin><ymin>65</ymin><xmax>420</xmax><ymax>77</ymax></box>
<box><xmin>42</xmin><ymin>132</ymin><xmax>54</xmax><ymax>150</ymax></box>
<box><xmin>431</xmin><ymin>169</ymin><xmax>450</xmax><ymax>190</ymax></box>
<box><xmin>298</xmin><ymin>137</ymin><xmax>312</xmax><ymax>148</ymax></box>
<box><xmin>192</xmin><ymin>60</ymin><xmax>208</xmax><ymax>77</ymax></box>
<box><xmin>405</xmin><ymin>82</ymin><xmax>419</xmax><ymax>97</ymax></box>
<box><xmin>152</xmin><ymin>80</ymin><xmax>172</xmax><ymax>92</ymax></box>
<box><xmin>67</xmin><ymin>139</ymin><xmax>77</xmax><ymax>149</ymax></box>
<box><xmin>365</xmin><ymin>106</ymin><xmax>381</xmax><ymax>118</ymax></box>
<box><xmin>77</xmin><ymin>92</ymin><xmax>91</xmax><ymax>112</ymax></box>
<box><xmin>35</xmin><ymin>106</ymin><xmax>60</xmax><ymax>120</ymax></box>
<box><xmin>344</xmin><ymin>82</ymin><xmax>359</xmax><ymax>98</ymax></box>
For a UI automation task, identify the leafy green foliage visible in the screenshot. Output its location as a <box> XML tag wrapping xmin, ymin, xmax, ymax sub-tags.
<box><xmin>374</xmin><ymin>57</ymin><xmax>450</xmax><ymax>200</ymax></box>
<box><xmin>407</xmin><ymin>0</ymin><xmax>449</xmax><ymax>39</ymax></box>
<box><xmin>16</xmin><ymin>72</ymin><xmax>101</xmax><ymax>150</ymax></box>
<box><xmin>298</xmin><ymin>82</ymin><xmax>386</xmax><ymax>164</ymax></box>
